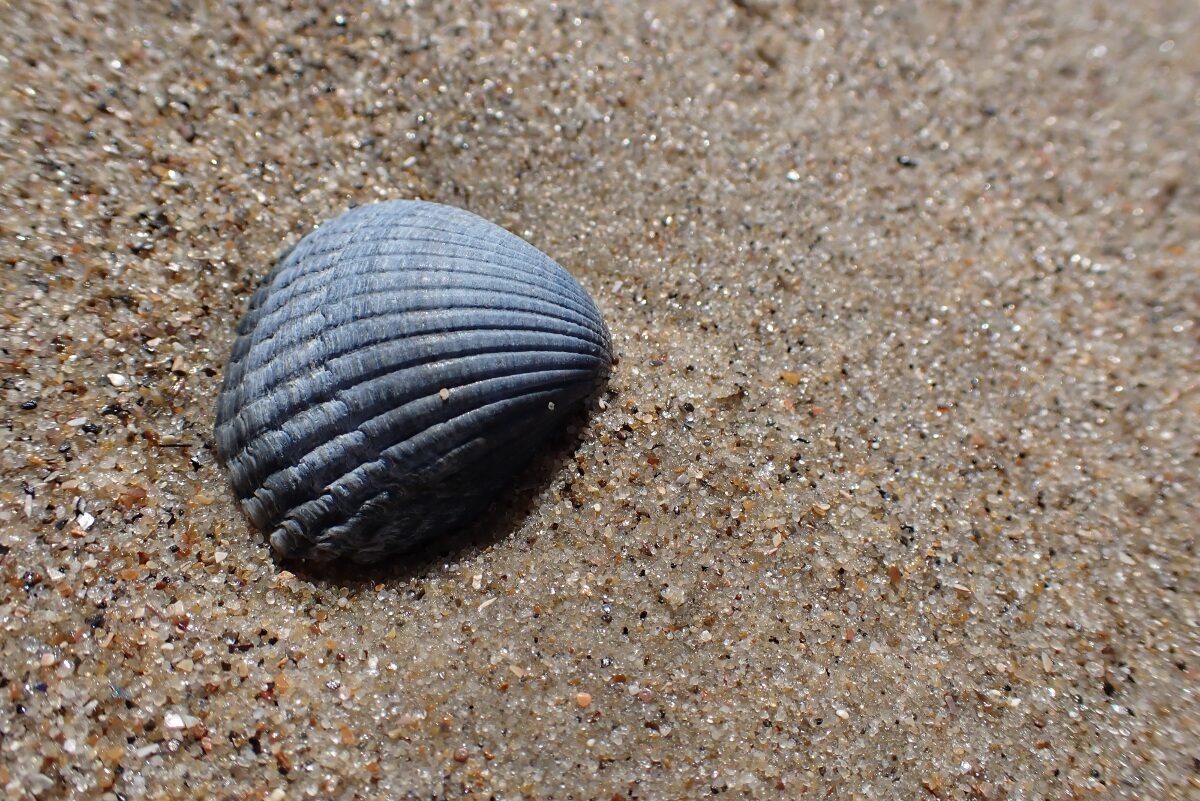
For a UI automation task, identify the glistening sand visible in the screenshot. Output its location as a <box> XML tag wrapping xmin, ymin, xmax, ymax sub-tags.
<box><xmin>0</xmin><ymin>1</ymin><xmax>1197</xmax><ymax>798</ymax></box>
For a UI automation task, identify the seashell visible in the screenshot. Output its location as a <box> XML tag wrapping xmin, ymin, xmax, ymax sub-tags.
<box><xmin>214</xmin><ymin>200</ymin><xmax>612</xmax><ymax>564</ymax></box>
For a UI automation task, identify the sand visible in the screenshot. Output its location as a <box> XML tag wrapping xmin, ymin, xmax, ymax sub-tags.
<box><xmin>1</xmin><ymin>0</ymin><xmax>1197</xmax><ymax>798</ymax></box>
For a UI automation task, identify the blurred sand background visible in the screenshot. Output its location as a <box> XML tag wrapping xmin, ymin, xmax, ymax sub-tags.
<box><xmin>1</xmin><ymin>0</ymin><xmax>1197</xmax><ymax>798</ymax></box>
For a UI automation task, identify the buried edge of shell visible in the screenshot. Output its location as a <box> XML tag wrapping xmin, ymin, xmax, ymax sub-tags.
<box><xmin>213</xmin><ymin>200</ymin><xmax>613</xmax><ymax>564</ymax></box>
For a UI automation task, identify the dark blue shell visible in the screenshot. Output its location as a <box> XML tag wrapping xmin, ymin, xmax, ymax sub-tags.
<box><xmin>214</xmin><ymin>201</ymin><xmax>612</xmax><ymax>563</ymax></box>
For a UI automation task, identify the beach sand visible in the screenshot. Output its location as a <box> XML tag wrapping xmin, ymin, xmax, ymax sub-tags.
<box><xmin>1</xmin><ymin>1</ymin><xmax>1197</xmax><ymax>797</ymax></box>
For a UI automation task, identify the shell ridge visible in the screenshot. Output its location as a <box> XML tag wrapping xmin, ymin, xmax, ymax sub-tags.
<box><xmin>225</xmin><ymin>335</ymin><xmax>608</xmax><ymax>464</ymax></box>
<box><xmin>307</xmin><ymin>395</ymin><xmax>559</xmax><ymax>561</ymax></box>
<box><xmin>331</xmin><ymin>250</ymin><xmax>594</xmax><ymax>311</ymax></box>
<box><xmin>275</xmin><ymin>380</ymin><xmax>585</xmax><ymax>555</ymax></box>
<box><xmin>234</xmin><ymin>321</ymin><xmax>604</xmax><ymax>424</ymax></box>
<box><xmin>231</xmin><ymin>325</ymin><xmax>341</xmax><ymax>421</ymax></box>
<box><xmin>394</xmin><ymin>205</ymin><xmax>559</xmax><ymax>264</ymax></box>
<box><xmin>258</xmin><ymin>205</ymin><xmax>389</xmax><ymax>303</ymax></box>
<box><xmin>228</xmin><ymin>311</ymin><xmax>604</xmax><ymax>424</ymax></box>
<box><xmin>325</xmin><ymin>308</ymin><xmax>605</xmax><ymax>352</ymax></box>
<box><xmin>257</xmin><ymin>202</ymin><xmax>570</xmax><ymax>302</ymax></box>
<box><xmin>265</xmin><ymin>211</ymin><xmax>558</xmax><ymax>298</ymax></box>
<box><xmin>216</xmin><ymin>200</ymin><xmax>612</xmax><ymax>562</ymax></box>
<box><xmin>229</xmin><ymin>280</ymin><xmax>339</xmax><ymax>511</ymax></box>
<box><xmin>275</xmin><ymin>384</ymin><xmax>579</xmax><ymax>545</ymax></box>
<box><xmin>238</xmin><ymin>297</ymin><xmax>608</xmax><ymax>395</ymax></box>
<box><xmin>227</xmin><ymin>354</ymin><xmax>605</xmax><ymax>489</ymax></box>
<box><xmin>235</xmin><ymin>361</ymin><xmax>601</xmax><ymax>507</ymax></box>
<box><xmin>324</xmin><ymin>220</ymin><xmax>562</xmax><ymax>276</ymax></box>
<box><xmin>230</xmin><ymin>326</ymin><xmax>606</xmax><ymax>443</ymax></box>
<box><xmin>261</xmin><ymin>212</ymin><xmax>588</xmax><ymax>304</ymax></box>
<box><xmin>253</xmin><ymin>254</ymin><xmax>605</xmax><ymax>342</ymax></box>
<box><xmin>386</xmin><ymin>383</ymin><xmax>584</xmax><ymax>480</ymax></box>
<box><xmin>215</xmin><ymin>306</ymin><xmax>272</xmax><ymax>440</ymax></box>
<box><xmin>237</xmin><ymin>286</ymin><xmax>607</xmax><ymax>386</ymax></box>
<box><xmin>260</xmin><ymin>270</ymin><xmax>606</xmax><ymax>347</ymax></box>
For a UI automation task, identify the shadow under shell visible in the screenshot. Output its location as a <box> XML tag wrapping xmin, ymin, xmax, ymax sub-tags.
<box><xmin>213</xmin><ymin>200</ymin><xmax>612</xmax><ymax>564</ymax></box>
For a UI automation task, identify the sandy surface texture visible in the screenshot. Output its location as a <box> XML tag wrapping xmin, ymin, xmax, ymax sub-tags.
<box><xmin>1</xmin><ymin>1</ymin><xmax>1197</xmax><ymax>798</ymax></box>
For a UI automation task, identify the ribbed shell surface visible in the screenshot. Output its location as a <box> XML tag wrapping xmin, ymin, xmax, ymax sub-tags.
<box><xmin>214</xmin><ymin>201</ymin><xmax>612</xmax><ymax>563</ymax></box>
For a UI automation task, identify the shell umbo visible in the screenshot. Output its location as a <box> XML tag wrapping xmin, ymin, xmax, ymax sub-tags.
<box><xmin>214</xmin><ymin>200</ymin><xmax>612</xmax><ymax>563</ymax></box>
